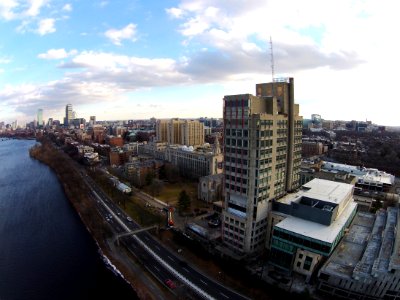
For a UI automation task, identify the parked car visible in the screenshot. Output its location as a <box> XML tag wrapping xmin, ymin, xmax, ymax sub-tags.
<box><xmin>165</xmin><ymin>279</ymin><xmax>176</xmax><ymax>289</ymax></box>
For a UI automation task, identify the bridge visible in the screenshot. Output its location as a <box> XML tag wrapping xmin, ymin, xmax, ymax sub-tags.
<box><xmin>114</xmin><ymin>225</ymin><xmax>159</xmax><ymax>246</ymax></box>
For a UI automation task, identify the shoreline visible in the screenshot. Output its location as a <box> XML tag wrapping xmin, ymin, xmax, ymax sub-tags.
<box><xmin>29</xmin><ymin>138</ymin><xmax>163</xmax><ymax>300</ymax></box>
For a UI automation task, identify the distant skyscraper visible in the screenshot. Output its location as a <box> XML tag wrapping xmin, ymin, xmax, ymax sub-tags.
<box><xmin>89</xmin><ymin>116</ymin><xmax>96</xmax><ymax>126</ymax></box>
<box><xmin>37</xmin><ymin>109</ymin><xmax>43</xmax><ymax>128</ymax></box>
<box><xmin>64</xmin><ymin>104</ymin><xmax>73</xmax><ymax>126</ymax></box>
<box><xmin>221</xmin><ymin>77</ymin><xmax>303</xmax><ymax>256</ymax></box>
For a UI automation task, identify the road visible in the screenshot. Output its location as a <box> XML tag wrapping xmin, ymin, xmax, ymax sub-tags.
<box><xmin>82</xmin><ymin>171</ymin><xmax>249</xmax><ymax>300</ymax></box>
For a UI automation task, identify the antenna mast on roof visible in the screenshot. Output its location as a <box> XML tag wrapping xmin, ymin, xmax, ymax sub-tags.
<box><xmin>270</xmin><ymin>36</ymin><xmax>275</xmax><ymax>97</ymax></box>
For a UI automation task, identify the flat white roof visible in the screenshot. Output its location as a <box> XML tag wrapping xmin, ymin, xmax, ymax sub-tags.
<box><xmin>302</xmin><ymin>179</ymin><xmax>353</xmax><ymax>205</ymax></box>
<box><xmin>275</xmin><ymin>201</ymin><xmax>357</xmax><ymax>244</ymax></box>
<box><xmin>278</xmin><ymin>178</ymin><xmax>353</xmax><ymax>206</ymax></box>
<box><xmin>322</xmin><ymin>161</ymin><xmax>394</xmax><ymax>185</ymax></box>
<box><xmin>361</xmin><ymin>169</ymin><xmax>395</xmax><ymax>185</ymax></box>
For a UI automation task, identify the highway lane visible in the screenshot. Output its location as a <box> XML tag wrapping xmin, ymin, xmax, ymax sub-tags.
<box><xmin>83</xmin><ymin>169</ymin><xmax>249</xmax><ymax>300</ymax></box>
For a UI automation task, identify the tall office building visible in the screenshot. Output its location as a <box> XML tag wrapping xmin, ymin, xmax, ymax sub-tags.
<box><xmin>37</xmin><ymin>109</ymin><xmax>43</xmax><ymax>128</ymax></box>
<box><xmin>89</xmin><ymin>116</ymin><xmax>96</xmax><ymax>126</ymax></box>
<box><xmin>156</xmin><ymin>119</ymin><xmax>204</xmax><ymax>147</ymax></box>
<box><xmin>64</xmin><ymin>104</ymin><xmax>73</xmax><ymax>126</ymax></box>
<box><xmin>221</xmin><ymin>77</ymin><xmax>303</xmax><ymax>256</ymax></box>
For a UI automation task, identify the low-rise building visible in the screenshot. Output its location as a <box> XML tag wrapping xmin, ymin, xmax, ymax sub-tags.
<box><xmin>124</xmin><ymin>158</ymin><xmax>163</xmax><ymax>187</ymax></box>
<box><xmin>109</xmin><ymin>147</ymin><xmax>130</xmax><ymax>166</ymax></box>
<box><xmin>139</xmin><ymin>140</ymin><xmax>223</xmax><ymax>178</ymax></box>
<box><xmin>318</xmin><ymin>207</ymin><xmax>400</xmax><ymax>299</ymax></box>
<box><xmin>198</xmin><ymin>173</ymin><xmax>224</xmax><ymax>203</ymax></box>
<box><xmin>302</xmin><ymin>141</ymin><xmax>327</xmax><ymax>157</ymax></box>
<box><xmin>266</xmin><ymin>179</ymin><xmax>357</xmax><ymax>281</ymax></box>
<box><xmin>322</xmin><ymin>161</ymin><xmax>395</xmax><ymax>193</ymax></box>
<box><xmin>106</xmin><ymin>136</ymin><xmax>124</xmax><ymax>147</ymax></box>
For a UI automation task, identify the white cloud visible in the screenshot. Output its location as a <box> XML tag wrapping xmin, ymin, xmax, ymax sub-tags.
<box><xmin>0</xmin><ymin>0</ymin><xmax>48</xmax><ymax>20</ymax></box>
<box><xmin>0</xmin><ymin>0</ymin><xmax>19</xmax><ymax>20</ymax></box>
<box><xmin>166</xmin><ymin>7</ymin><xmax>184</xmax><ymax>19</ymax></box>
<box><xmin>26</xmin><ymin>0</ymin><xmax>48</xmax><ymax>17</ymax></box>
<box><xmin>37</xmin><ymin>18</ymin><xmax>55</xmax><ymax>35</ymax></box>
<box><xmin>38</xmin><ymin>49</ymin><xmax>77</xmax><ymax>60</ymax></box>
<box><xmin>105</xmin><ymin>23</ymin><xmax>137</xmax><ymax>46</ymax></box>
<box><xmin>62</xmin><ymin>3</ymin><xmax>72</xmax><ymax>12</ymax></box>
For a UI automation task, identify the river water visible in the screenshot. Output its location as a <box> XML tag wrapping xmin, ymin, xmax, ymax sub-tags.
<box><xmin>0</xmin><ymin>139</ymin><xmax>138</xmax><ymax>300</ymax></box>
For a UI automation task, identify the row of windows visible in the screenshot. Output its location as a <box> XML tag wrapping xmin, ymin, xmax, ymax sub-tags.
<box><xmin>224</xmin><ymin>223</ymin><xmax>245</xmax><ymax>235</ymax></box>
<box><xmin>225</xmin><ymin>165</ymin><xmax>248</xmax><ymax>175</ymax></box>
<box><xmin>277</xmin><ymin>128</ymin><xmax>287</xmax><ymax>135</ymax></box>
<box><xmin>253</xmin><ymin>218</ymin><xmax>267</xmax><ymax>228</ymax></box>
<box><xmin>224</xmin><ymin>119</ymin><xmax>249</xmax><ymax>126</ymax></box>
<box><xmin>277</xmin><ymin>146</ymin><xmax>287</xmax><ymax>152</ymax></box>
<box><xmin>225</xmin><ymin>156</ymin><xmax>248</xmax><ymax>165</ymax></box>
<box><xmin>225</xmin><ymin>138</ymin><xmax>249</xmax><ymax>148</ymax></box>
<box><xmin>258</xmin><ymin>130</ymin><xmax>274</xmax><ymax>138</ymax></box>
<box><xmin>225</xmin><ymin>128</ymin><xmax>249</xmax><ymax>137</ymax></box>
<box><xmin>255</xmin><ymin>186</ymin><xmax>270</xmax><ymax>195</ymax></box>
<box><xmin>273</xmin><ymin>229</ymin><xmax>331</xmax><ymax>254</ymax></box>
<box><xmin>255</xmin><ymin>176</ymin><xmax>272</xmax><ymax>186</ymax></box>
<box><xmin>277</xmin><ymin>137</ymin><xmax>286</xmax><ymax>144</ymax></box>
<box><xmin>276</xmin><ymin>162</ymin><xmax>286</xmax><ymax>169</ymax></box>
<box><xmin>224</xmin><ymin>99</ymin><xmax>249</xmax><ymax>107</ymax></box>
<box><xmin>277</xmin><ymin>120</ymin><xmax>288</xmax><ymax>126</ymax></box>
<box><xmin>257</xmin><ymin>158</ymin><xmax>272</xmax><ymax>168</ymax></box>
<box><xmin>257</xmin><ymin>139</ymin><xmax>273</xmax><ymax>148</ymax></box>
<box><xmin>225</xmin><ymin>174</ymin><xmax>248</xmax><ymax>185</ymax></box>
<box><xmin>259</xmin><ymin>120</ymin><xmax>274</xmax><ymax>126</ymax></box>
<box><xmin>259</xmin><ymin>148</ymin><xmax>273</xmax><ymax>156</ymax></box>
<box><xmin>225</xmin><ymin>217</ymin><xmax>245</xmax><ymax>228</ymax></box>
<box><xmin>256</xmin><ymin>167</ymin><xmax>272</xmax><ymax>176</ymax></box>
<box><xmin>225</xmin><ymin>183</ymin><xmax>247</xmax><ymax>194</ymax></box>
<box><xmin>277</xmin><ymin>154</ymin><xmax>287</xmax><ymax>161</ymax></box>
<box><xmin>254</xmin><ymin>195</ymin><xmax>269</xmax><ymax>204</ymax></box>
<box><xmin>225</xmin><ymin>147</ymin><xmax>248</xmax><ymax>156</ymax></box>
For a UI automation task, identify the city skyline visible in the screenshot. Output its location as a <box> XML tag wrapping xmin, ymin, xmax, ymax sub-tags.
<box><xmin>0</xmin><ymin>0</ymin><xmax>399</xmax><ymax>126</ymax></box>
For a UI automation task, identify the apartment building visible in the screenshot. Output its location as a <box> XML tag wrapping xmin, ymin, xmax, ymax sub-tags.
<box><xmin>156</xmin><ymin>119</ymin><xmax>204</xmax><ymax>147</ymax></box>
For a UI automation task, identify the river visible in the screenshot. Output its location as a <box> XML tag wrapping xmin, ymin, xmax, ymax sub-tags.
<box><xmin>0</xmin><ymin>139</ymin><xmax>138</xmax><ymax>300</ymax></box>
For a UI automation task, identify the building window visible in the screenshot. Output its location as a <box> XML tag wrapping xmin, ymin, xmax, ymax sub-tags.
<box><xmin>303</xmin><ymin>256</ymin><xmax>313</xmax><ymax>271</ymax></box>
<box><xmin>299</xmin><ymin>253</ymin><xmax>303</xmax><ymax>259</ymax></box>
<box><xmin>297</xmin><ymin>262</ymin><xmax>301</xmax><ymax>268</ymax></box>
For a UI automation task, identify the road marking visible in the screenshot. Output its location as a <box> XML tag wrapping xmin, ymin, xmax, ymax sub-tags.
<box><xmin>200</xmin><ymin>279</ymin><xmax>208</xmax><ymax>286</ymax></box>
<box><xmin>154</xmin><ymin>266</ymin><xmax>160</xmax><ymax>272</ymax></box>
<box><xmin>220</xmin><ymin>292</ymin><xmax>229</xmax><ymax>299</ymax></box>
<box><xmin>155</xmin><ymin>246</ymin><xmax>160</xmax><ymax>250</ymax></box>
<box><xmin>167</xmin><ymin>255</ymin><xmax>175</xmax><ymax>262</ymax></box>
<box><xmin>144</xmin><ymin>236</ymin><xmax>149</xmax><ymax>241</ymax></box>
<box><xmin>183</xmin><ymin>267</ymin><xmax>189</xmax><ymax>273</ymax></box>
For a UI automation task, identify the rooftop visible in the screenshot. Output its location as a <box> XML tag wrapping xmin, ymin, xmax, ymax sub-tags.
<box><xmin>320</xmin><ymin>208</ymin><xmax>399</xmax><ymax>280</ymax></box>
<box><xmin>278</xmin><ymin>178</ymin><xmax>353</xmax><ymax>207</ymax></box>
<box><xmin>322</xmin><ymin>161</ymin><xmax>395</xmax><ymax>186</ymax></box>
<box><xmin>275</xmin><ymin>201</ymin><xmax>357</xmax><ymax>244</ymax></box>
<box><xmin>319</xmin><ymin>212</ymin><xmax>375</xmax><ymax>279</ymax></box>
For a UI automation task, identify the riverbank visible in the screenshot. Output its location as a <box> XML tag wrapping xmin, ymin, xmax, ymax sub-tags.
<box><xmin>29</xmin><ymin>138</ymin><xmax>164</xmax><ymax>300</ymax></box>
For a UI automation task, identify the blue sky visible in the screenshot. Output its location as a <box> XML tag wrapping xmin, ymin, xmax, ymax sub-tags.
<box><xmin>0</xmin><ymin>0</ymin><xmax>399</xmax><ymax>126</ymax></box>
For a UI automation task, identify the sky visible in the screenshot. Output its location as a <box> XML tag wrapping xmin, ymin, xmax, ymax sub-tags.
<box><xmin>0</xmin><ymin>0</ymin><xmax>399</xmax><ymax>126</ymax></box>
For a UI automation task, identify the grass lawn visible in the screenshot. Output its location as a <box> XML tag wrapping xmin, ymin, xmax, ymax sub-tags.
<box><xmin>146</xmin><ymin>181</ymin><xmax>198</xmax><ymax>206</ymax></box>
<box><xmin>124</xmin><ymin>196</ymin><xmax>165</xmax><ymax>227</ymax></box>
